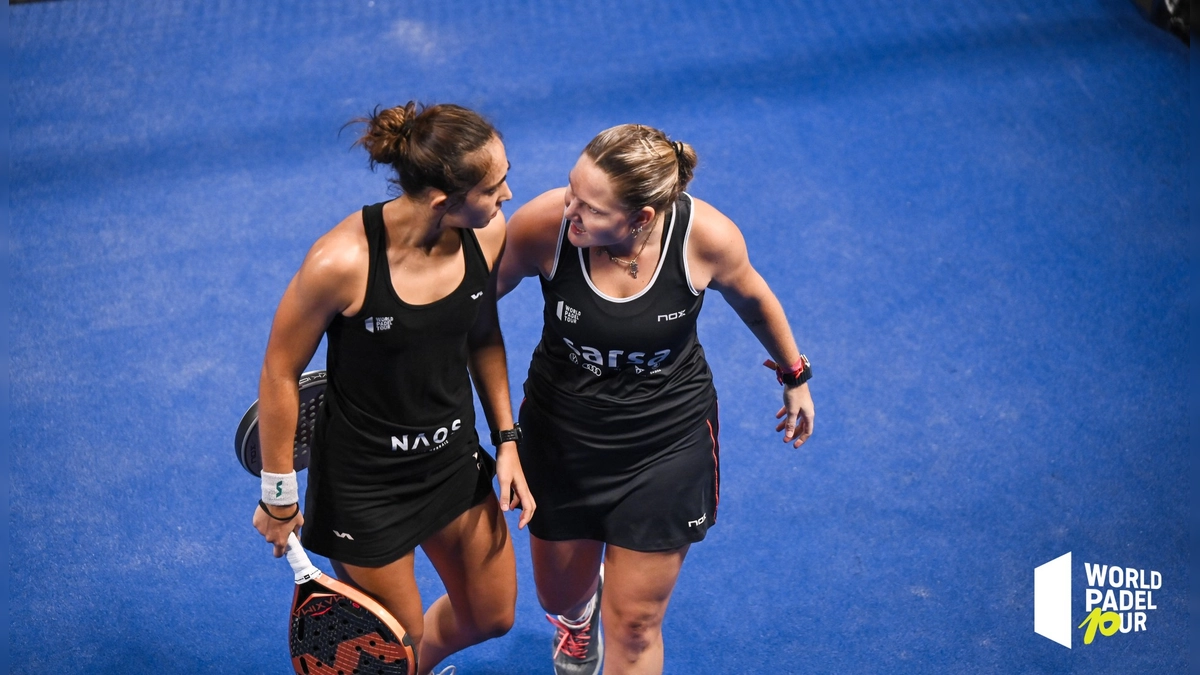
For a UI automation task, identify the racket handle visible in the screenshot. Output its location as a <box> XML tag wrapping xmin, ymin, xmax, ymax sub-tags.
<box><xmin>286</xmin><ymin>532</ymin><xmax>324</xmax><ymax>584</ymax></box>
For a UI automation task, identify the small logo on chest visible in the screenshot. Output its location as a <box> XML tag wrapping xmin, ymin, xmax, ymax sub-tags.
<box><xmin>556</xmin><ymin>300</ymin><xmax>582</xmax><ymax>324</ymax></box>
<box><xmin>365</xmin><ymin>317</ymin><xmax>394</xmax><ymax>333</ymax></box>
<box><xmin>471</xmin><ymin>291</ymin><xmax>484</xmax><ymax>300</ymax></box>
<box><xmin>657</xmin><ymin>310</ymin><xmax>687</xmax><ymax>322</ymax></box>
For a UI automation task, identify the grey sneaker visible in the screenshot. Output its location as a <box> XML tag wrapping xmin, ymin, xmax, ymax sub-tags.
<box><xmin>547</xmin><ymin>569</ymin><xmax>604</xmax><ymax>675</ymax></box>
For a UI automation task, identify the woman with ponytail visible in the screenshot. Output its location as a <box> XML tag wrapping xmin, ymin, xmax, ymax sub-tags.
<box><xmin>500</xmin><ymin>124</ymin><xmax>815</xmax><ymax>675</ymax></box>
<box><xmin>253</xmin><ymin>102</ymin><xmax>534</xmax><ymax>675</ymax></box>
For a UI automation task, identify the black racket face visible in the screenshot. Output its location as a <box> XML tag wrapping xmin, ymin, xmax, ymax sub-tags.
<box><xmin>290</xmin><ymin>581</ymin><xmax>413</xmax><ymax>675</ymax></box>
<box><xmin>235</xmin><ymin>370</ymin><xmax>327</xmax><ymax>476</ymax></box>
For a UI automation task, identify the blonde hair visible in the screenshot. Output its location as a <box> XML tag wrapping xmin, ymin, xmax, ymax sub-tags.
<box><xmin>583</xmin><ymin>124</ymin><xmax>698</xmax><ymax>214</ymax></box>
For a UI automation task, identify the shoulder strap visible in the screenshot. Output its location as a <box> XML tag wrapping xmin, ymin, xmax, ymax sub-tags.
<box><xmin>359</xmin><ymin>202</ymin><xmax>389</xmax><ymax>310</ymax></box>
<box><xmin>459</xmin><ymin>227</ymin><xmax>490</xmax><ymax>277</ymax></box>
<box><xmin>546</xmin><ymin>217</ymin><xmax>571</xmax><ymax>281</ymax></box>
<box><xmin>673</xmin><ymin>193</ymin><xmax>701</xmax><ymax>296</ymax></box>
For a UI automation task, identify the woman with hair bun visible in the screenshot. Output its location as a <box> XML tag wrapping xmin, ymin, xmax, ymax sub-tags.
<box><xmin>500</xmin><ymin>124</ymin><xmax>815</xmax><ymax>675</ymax></box>
<box><xmin>253</xmin><ymin>101</ymin><xmax>534</xmax><ymax>675</ymax></box>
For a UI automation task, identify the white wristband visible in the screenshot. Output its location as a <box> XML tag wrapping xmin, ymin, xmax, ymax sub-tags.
<box><xmin>261</xmin><ymin>471</ymin><xmax>299</xmax><ymax>506</ymax></box>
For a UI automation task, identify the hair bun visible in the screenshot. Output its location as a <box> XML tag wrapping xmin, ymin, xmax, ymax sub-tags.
<box><xmin>671</xmin><ymin>139</ymin><xmax>697</xmax><ymax>192</ymax></box>
<box><xmin>379</xmin><ymin>101</ymin><xmax>418</xmax><ymax>139</ymax></box>
<box><xmin>353</xmin><ymin>101</ymin><xmax>424</xmax><ymax>166</ymax></box>
<box><xmin>351</xmin><ymin>101</ymin><xmax>499</xmax><ymax>198</ymax></box>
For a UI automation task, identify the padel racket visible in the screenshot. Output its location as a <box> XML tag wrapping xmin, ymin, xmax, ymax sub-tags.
<box><xmin>286</xmin><ymin>533</ymin><xmax>417</xmax><ymax>675</ymax></box>
<box><xmin>236</xmin><ymin>370</ymin><xmax>327</xmax><ymax>476</ymax></box>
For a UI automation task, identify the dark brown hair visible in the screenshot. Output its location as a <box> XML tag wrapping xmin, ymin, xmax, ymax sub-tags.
<box><xmin>583</xmin><ymin>124</ymin><xmax>698</xmax><ymax>214</ymax></box>
<box><xmin>352</xmin><ymin>101</ymin><xmax>499</xmax><ymax>199</ymax></box>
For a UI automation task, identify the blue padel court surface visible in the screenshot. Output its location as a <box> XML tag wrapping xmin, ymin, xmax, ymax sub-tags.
<box><xmin>10</xmin><ymin>1</ymin><xmax>1188</xmax><ymax>673</ymax></box>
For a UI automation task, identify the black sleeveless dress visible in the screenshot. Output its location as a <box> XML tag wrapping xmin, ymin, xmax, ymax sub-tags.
<box><xmin>519</xmin><ymin>193</ymin><xmax>721</xmax><ymax>552</ymax></box>
<box><xmin>301</xmin><ymin>201</ymin><xmax>496</xmax><ymax>567</ymax></box>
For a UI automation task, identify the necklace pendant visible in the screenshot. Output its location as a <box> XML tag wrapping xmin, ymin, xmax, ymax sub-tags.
<box><xmin>629</xmin><ymin>261</ymin><xmax>639</xmax><ymax>278</ymax></box>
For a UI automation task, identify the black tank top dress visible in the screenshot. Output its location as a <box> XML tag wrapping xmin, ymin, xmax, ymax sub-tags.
<box><xmin>301</xmin><ymin>201</ymin><xmax>496</xmax><ymax>567</ymax></box>
<box><xmin>519</xmin><ymin>193</ymin><xmax>721</xmax><ymax>552</ymax></box>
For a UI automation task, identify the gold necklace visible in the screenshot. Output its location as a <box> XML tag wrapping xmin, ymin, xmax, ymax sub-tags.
<box><xmin>602</xmin><ymin>222</ymin><xmax>656</xmax><ymax>279</ymax></box>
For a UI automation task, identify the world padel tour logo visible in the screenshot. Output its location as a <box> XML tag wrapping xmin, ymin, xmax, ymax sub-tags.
<box><xmin>1034</xmin><ymin>552</ymin><xmax>1163</xmax><ymax>649</ymax></box>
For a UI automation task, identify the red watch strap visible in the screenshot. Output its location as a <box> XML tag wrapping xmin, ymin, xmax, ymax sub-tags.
<box><xmin>763</xmin><ymin>356</ymin><xmax>811</xmax><ymax>385</ymax></box>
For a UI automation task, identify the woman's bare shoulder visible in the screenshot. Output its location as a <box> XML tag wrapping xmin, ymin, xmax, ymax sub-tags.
<box><xmin>511</xmin><ymin>188</ymin><xmax>568</xmax><ymax>232</ymax></box>
<box><xmin>687</xmin><ymin>196</ymin><xmax>746</xmax><ymax>262</ymax></box>
<box><xmin>298</xmin><ymin>210</ymin><xmax>370</xmax><ymax>291</ymax></box>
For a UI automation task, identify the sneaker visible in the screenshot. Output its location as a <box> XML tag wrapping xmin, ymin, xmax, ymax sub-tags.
<box><xmin>547</xmin><ymin>567</ymin><xmax>604</xmax><ymax>675</ymax></box>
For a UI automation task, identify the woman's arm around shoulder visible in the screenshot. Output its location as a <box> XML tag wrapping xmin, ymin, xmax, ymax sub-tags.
<box><xmin>497</xmin><ymin>187</ymin><xmax>568</xmax><ymax>298</ymax></box>
<box><xmin>686</xmin><ymin>197</ymin><xmax>815</xmax><ymax>448</ymax></box>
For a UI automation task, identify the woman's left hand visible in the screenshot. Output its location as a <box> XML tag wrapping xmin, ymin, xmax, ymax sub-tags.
<box><xmin>495</xmin><ymin>443</ymin><xmax>536</xmax><ymax>529</ymax></box>
<box><xmin>775</xmin><ymin>382</ymin><xmax>814</xmax><ymax>448</ymax></box>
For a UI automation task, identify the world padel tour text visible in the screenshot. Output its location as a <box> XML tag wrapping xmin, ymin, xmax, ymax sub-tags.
<box><xmin>1078</xmin><ymin>563</ymin><xmax>1161</xmax><ymax>644</ymax></box>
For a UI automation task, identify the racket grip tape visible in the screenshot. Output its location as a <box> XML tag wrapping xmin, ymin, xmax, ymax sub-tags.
<box><xmin>286</xmin><ymin>532</ymin><xmax>323</xmax><ymax>584</ymax></box>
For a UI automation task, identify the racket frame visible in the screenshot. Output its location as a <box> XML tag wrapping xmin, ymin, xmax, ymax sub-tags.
<box><xmin>286</xmin><ymin>533</ymin><xmax>417</xmax><ymax>675</ymax></box>
<box><xmin>235</xmin><ymin>370</ymin><xmax>327</xmax><ymax>477</ymax></box>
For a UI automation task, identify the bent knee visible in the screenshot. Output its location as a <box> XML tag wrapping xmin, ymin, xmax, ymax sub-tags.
<box><xmin>607</xmin><ymin>614</ymin><xmax>663</xmax><ymax>655</ymax></box>
<box><xmin>483</xmin><ymin>608</ymin><xmax>516</xmax><ymax>639</ymax></box>
<box><xmin>466</xmin><ymin>607</ymin><xmax>515</xmax><ymax>641</ymax></box>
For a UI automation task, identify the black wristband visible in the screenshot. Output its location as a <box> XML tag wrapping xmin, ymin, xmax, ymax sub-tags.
<box><xmin>259</xmin><ymin>499</ymin><xmax>300</xmax><ymax>521</ymax></box>
<box><xmin>490</xmin><ymin>423</ymin><xmax>522</xmax><ymax>447</ymax></box>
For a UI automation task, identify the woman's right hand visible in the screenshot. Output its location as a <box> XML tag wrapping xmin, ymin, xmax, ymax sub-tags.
<box><xmin>253</xmin><ymin>503</ymin><xmax>304</xmax><ymax>558</ymax></box>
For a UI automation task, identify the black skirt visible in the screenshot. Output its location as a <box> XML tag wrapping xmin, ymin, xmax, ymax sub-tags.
<box><xmin>301</xmin><ymin>431</ymin><xmax>496</xmax><ymax>567</ymax></box>
<box><xmin>518</xmin><ymin>394</ymin><xmax>720</xmax><ymax>552</ymax></box>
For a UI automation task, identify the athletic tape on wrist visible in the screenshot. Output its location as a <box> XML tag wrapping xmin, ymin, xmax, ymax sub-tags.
<box><xmin>261</xmin><ymin>470</ymin><xmax>299</xmax><ymax>506</ymax></box>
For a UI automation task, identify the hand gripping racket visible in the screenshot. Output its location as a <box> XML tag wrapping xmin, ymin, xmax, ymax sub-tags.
<box><xmin>235</xmin><ymin>370</ymin><xmax>327</xmax><ymax>476</ymax></box>
<box><xmin>286</xmin><ymin>533</ymin><xmax>417</xmax><ymax>675</ymax></box>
